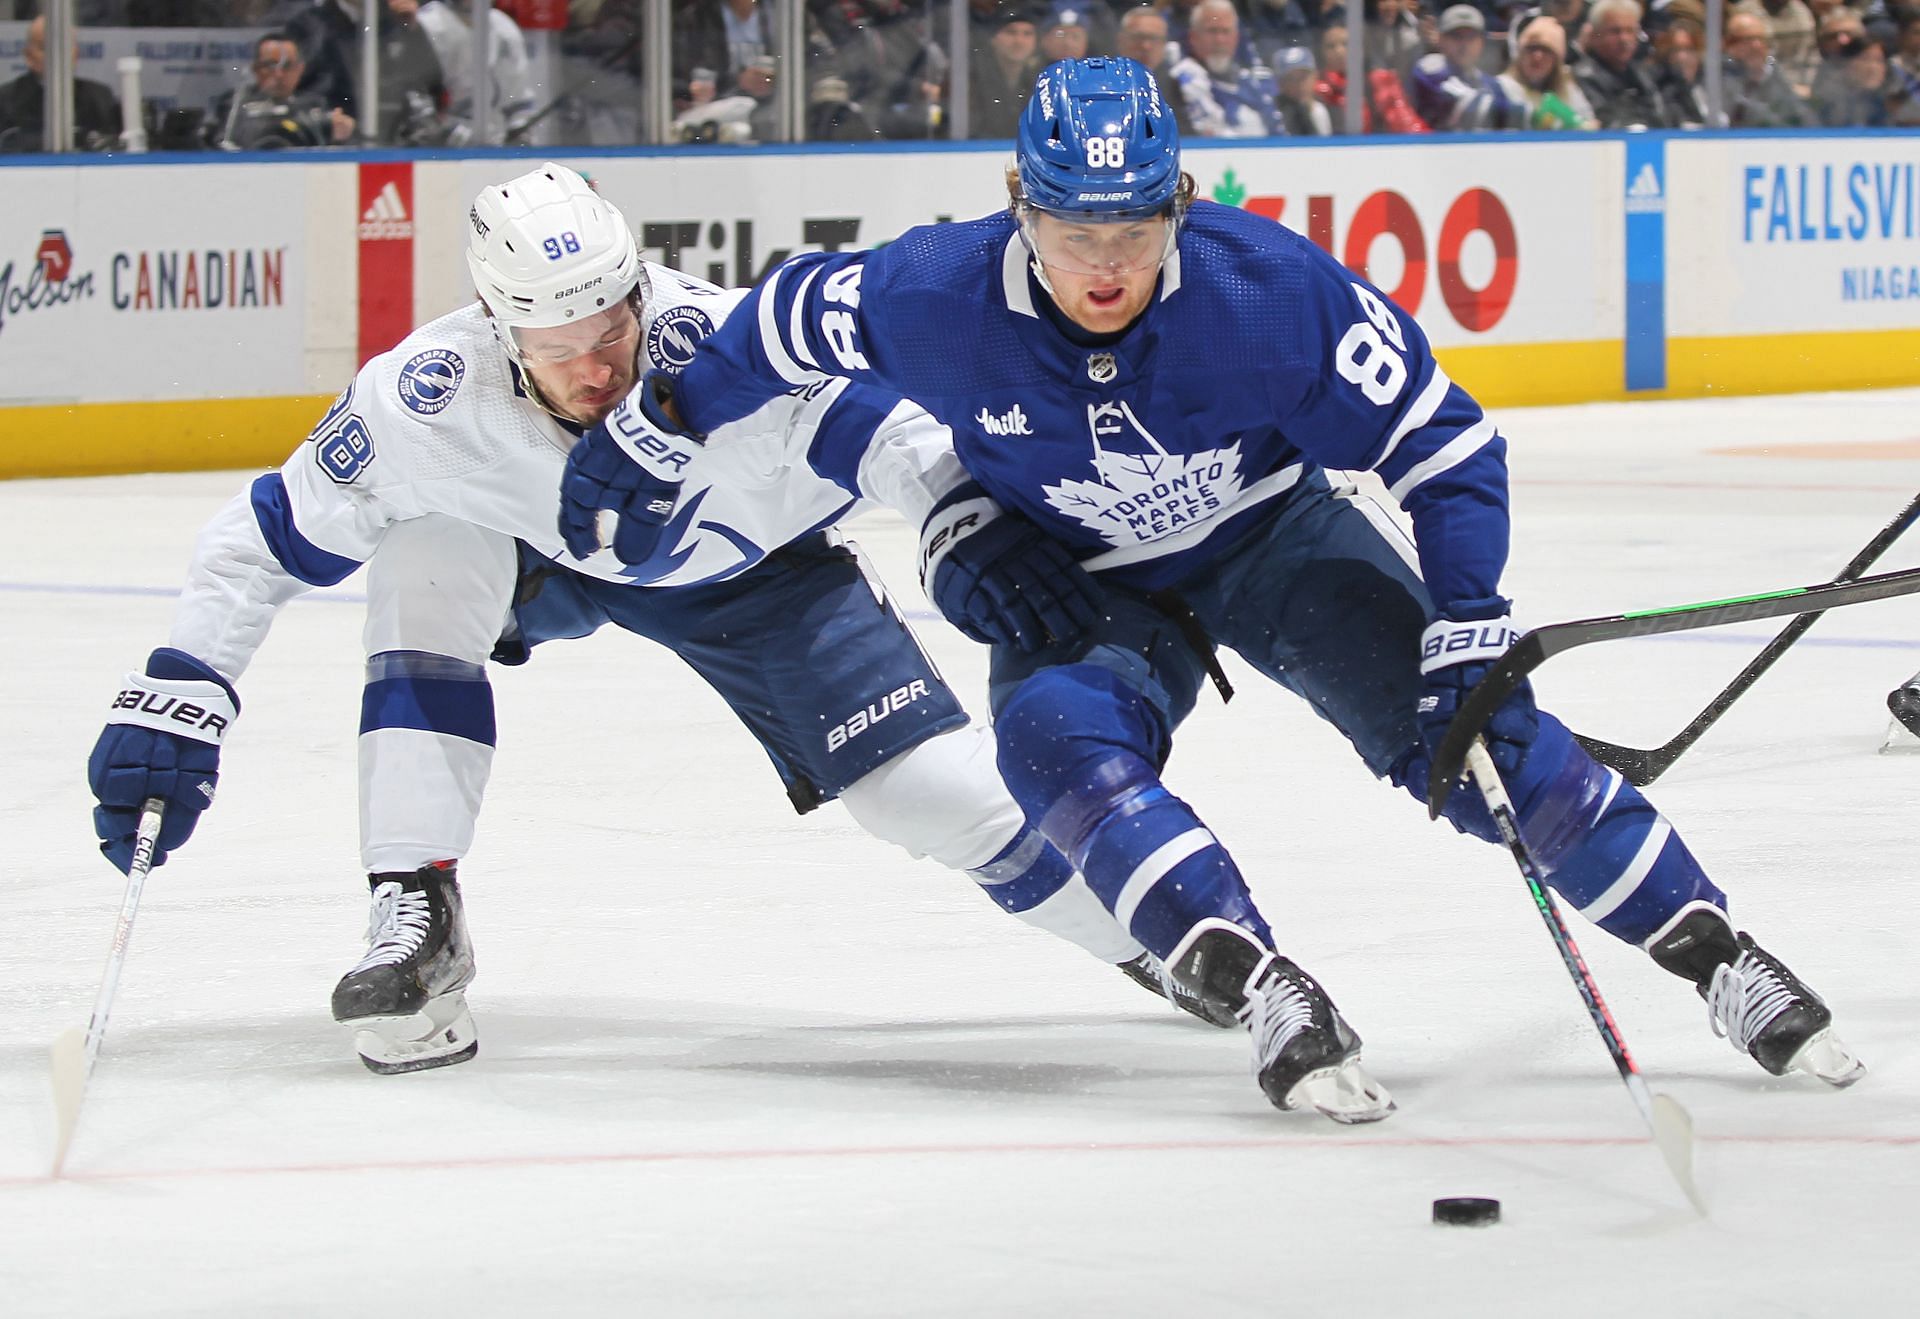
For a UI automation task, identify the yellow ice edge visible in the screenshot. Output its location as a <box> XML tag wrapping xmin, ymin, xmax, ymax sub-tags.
<box><xmin>0</xmin><ymin>395</ymin><xmax>331</xmax><ymax>480</ymax></box>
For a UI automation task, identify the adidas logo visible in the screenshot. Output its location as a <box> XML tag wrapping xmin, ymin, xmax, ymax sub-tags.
<box><xmin>359</xmin><ymin>182</ymin><xmax>414</xmax><ymax>241</ymax></box>
<box><xmin>1625</xmin><ymin>162</ymin><xmax>1665</xmax><ymax>214</ymax></box>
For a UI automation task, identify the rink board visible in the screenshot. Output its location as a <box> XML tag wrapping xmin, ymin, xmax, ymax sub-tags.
<box><xmin>4</xmin><ymin>131</ymin><xmax>1918</xmax><ymax>478</ymax></box>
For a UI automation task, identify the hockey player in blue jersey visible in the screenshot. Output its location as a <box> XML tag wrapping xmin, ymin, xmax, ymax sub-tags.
<box><xmin>83</xmin><ymin>163</ymin><xmax>1227</xmax><ymax>1076</ymax></box>
<box><xmin>556</xmin><ymin>61</ymin><xmax>1864</xmax><ymax>1119</ymax></box>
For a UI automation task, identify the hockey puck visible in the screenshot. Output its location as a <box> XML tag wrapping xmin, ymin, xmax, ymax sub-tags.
<box><xmin>1432</xmin><ymin>1197</ymin><xmax>1501</xmax><ymax>1227</ymax></box>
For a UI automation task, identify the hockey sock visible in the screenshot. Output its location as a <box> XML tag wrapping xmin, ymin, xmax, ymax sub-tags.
<box><xmin>994</xmin><ymin>664</ymin><xmax>1271</xmax><ymax>958</ymax></box>
<box><xmin>969</xmin><ymin>827</ymin><xmax>1144</xmax><ymax>963</ymax></box>
<box><xmin>359</xmin><ymin>650</ymin><xmax>496</xmax><ymax>873</ymax></box>
<box><xmin>1455</xmin><ymin>715</ymin><xmax>1727</xmax><ymax>946</ymax></box>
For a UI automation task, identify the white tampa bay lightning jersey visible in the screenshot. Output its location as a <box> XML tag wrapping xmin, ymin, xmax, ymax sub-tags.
<box><xmin>168</xmin><ymin>262</ymin><xmax>963</xmax><ymax>684</ymax></box>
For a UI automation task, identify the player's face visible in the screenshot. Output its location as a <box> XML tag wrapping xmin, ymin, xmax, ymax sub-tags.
<box><xmin>513</xmin><ymin>301</ymin><xmax>641</xmax><ymax>425</ymax></box>
<box><xmin>1025</xmin><ymin>210</ymin><xmax>1172</xmax><ymax>335</ymax></box>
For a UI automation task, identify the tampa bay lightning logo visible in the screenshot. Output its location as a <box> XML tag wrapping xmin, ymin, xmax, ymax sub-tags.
<box><xmin>396</xmin><ymin>349</ymin><xmax>465</xmax><ymax>415</ymax></box>
<box><xmin>646</xmin><ymin>305</ymin><xmax>715</xmax><ymax>373</ymax></box>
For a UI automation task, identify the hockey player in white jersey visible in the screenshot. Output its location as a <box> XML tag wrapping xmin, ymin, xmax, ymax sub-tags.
<box><xmin>85</xmin><ymin>163</ymin><xmax>1209</xmax><ymax>1075</ymax></box>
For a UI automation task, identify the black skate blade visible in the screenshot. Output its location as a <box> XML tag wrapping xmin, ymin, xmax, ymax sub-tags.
<box><xmin>359</xmin><ymin>1041</ymin><xmax>478</xmax><ymax>1076</ymax></box>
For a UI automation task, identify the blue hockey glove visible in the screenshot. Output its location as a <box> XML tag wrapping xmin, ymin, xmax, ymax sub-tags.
<box><xmin>1416</xmin><ymin>598</ymin><xmax>1538</xmax><ymax>779</ymax></box>
<box><xmin>557</xmin><ymin>370</ymin><xmax>703</xmax><ymax>565</ymax></box>
<box><xmin>87</xmin><ymin>648</ymin><xmax>240</xmax><ymax>873</ymax></box>
<box><xmin>919</xmin><ymin>482</ymin><xmax>1102</xmax><ymax>654</ymax></box>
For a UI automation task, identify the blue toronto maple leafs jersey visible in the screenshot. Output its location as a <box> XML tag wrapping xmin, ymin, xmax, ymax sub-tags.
<box><xmin>677</xmin><ymin>200</ymin><xmax>1511</xmax><ymax>611</ymax></box>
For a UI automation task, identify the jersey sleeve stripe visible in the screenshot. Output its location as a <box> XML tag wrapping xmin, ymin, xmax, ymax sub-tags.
<box><xmin>786</xmin><ymin>266</ymin><xmax>824</xmax><ymax>372</ymax></box>
<box><xmin>248</xmin><ymin>473</ymin><xmax>364</xmax><ymax>587</ymax></box>
<box><xmin>1374</xmin><ymin>366</ymin><xmax>1452</xmax><ymax>471</ymax></box>
<box><xmin>754</xmin><ymin>266</ymin><xmax>818</xmax><ymax>386</ymax></box>
<box><xmin>1385</xmin><ymin>417</ymin><xmax>1498</xmax><ymax>504</ymax></box>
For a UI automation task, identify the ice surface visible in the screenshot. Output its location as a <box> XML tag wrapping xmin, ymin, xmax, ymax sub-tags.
<box><xmin>4</xmin><ymin>388</ymin><xmax>1920</xmax><ymax>1316</ymax></box>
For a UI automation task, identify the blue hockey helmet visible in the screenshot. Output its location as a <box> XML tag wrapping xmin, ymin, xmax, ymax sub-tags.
<box><xmin>1014</xmin><ymin>56</ymin><xmax>1183</xmax><ymax>221</ymax></box>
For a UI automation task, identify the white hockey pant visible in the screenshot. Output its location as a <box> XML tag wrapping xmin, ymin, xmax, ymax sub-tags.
<box><xmin>359</xmin><ymin>515</ymin><xmax>513</xmax><ymax>875</ymax></box>
<box><xmin>838</xmin><ymin>722</ymin><xmax>1144</xmax><ymax>964</ymax></box>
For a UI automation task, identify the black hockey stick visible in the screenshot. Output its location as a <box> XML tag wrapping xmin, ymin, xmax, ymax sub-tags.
<box><xmin>1462</xmin><ymin>740</ymin><xmax>1703</xmax><ymax>1213</ymax></box>
<box><xmin>1573</xmin><ymin>491</ymin><xmax>1920</xmax><ymax>786</ymax></box>
<box><xmin>1426</xmin><ymin>563</ymin><xmax>1920</xmax><ymax>818</ymax></box>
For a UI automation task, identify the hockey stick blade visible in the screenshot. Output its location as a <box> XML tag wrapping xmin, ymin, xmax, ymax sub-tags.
<box><xmin>48</xmin><ymin>1028</ymin><xmax>86</xmax><ymax>1178</ymax></box>
<box><xmin>1465</xmin><ymin>741</ymin><xmax>1704</xmax><ymax>1215</ymax></box>
<box><xmin>1427</xmin><ymin>564</ymin><xmax>1920</xmax><ymax>817</ymax></box>
<box><xmin>1650</xmin><ymin>1090</ymin><xmax>1706</xmax><ymax>1215</ymax></box>
<box><xmin>1569</xmin><ymin>490</ymin><xmax>1920</xmax><ymax>787</ymax></box>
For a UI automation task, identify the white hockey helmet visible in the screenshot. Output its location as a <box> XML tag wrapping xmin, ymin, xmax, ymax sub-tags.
<box><xmin>466</xmin><ymin>163</ymin><xmax>643</xmax><ymax>330</ymax></box>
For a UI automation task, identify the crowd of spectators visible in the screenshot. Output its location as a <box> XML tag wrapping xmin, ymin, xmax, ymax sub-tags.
<box><xmin>5</xmin><ymin>0</ymin><xmax>1919</xmax><ymax>150</ymax></box>
<box><xmin>944</xmin><ymin>0</ymin><xmax>1920</xmax><ymax>134</ymax></box>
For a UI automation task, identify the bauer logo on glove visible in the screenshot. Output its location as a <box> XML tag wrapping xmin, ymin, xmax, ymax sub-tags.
<box><xmin>109</xmin><ymin>686</ymin><xmax>234</xmax><ymax>740</ymax></box>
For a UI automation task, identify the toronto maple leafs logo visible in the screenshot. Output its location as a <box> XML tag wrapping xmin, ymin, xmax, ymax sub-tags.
<box><xmin>1042</xmin><ymin>401</ymin><xmax>1245</xmax><ymax>548</ymax></box>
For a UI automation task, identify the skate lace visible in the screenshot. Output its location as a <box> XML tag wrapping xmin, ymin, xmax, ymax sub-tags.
<box><xmin>347</xmin><ymin>883</ymin><xmax>433</xmax><ymax>975</ymax></box>
<box><xmin>1705</xmin><ymin>952</ymin><xmax>1797</xmax><ymax>1053</ymax></box>
<box><xmin>1150</xmin><ymin>956</ymin><xmax>1198</xmax><ymax>1009</ymax></box>
<box><xmin>1243</xmin><ymin>971</ymin><xmax>1316</xmax><ymax>1074</ymax></box>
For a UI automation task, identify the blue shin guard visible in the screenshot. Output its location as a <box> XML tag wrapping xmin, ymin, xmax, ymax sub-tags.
<box><xmin>1407</xmin><ymin>715</ymin><xmax>1726</xmax><ymax>947</ymax></box>
<box><xmin>995</xmin><ymin>665</ymin><xmax>1271</xmax><ymax>958</ymax></box>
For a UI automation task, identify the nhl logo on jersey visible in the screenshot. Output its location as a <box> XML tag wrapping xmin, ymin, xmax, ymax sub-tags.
<box><xmin>397</xmin><ymin>349</ymin><xmax>465</xmax><ymax>416</ymax></box>
<box><xmin>1087</xmin><ymin>353</ymin><xmax>1117</xmax><ymax>384</ymax></box>
<box><xmin>647</xmin><ymin>305</ymin><xmax>716</xmax><ymax>373</ymax></box>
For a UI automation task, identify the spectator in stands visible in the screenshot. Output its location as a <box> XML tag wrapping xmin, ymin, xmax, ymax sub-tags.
<box><xmin>1116</xmin><ymin>4</ymin><xmax>1196</xmax><ymax>131</ymax></box>
<box><xmin>1316</xmin><ymin>18</ymin><xmax>1431</xmax><ymax>130</ymax></box>
<box><xmin>1732</xmin><ymin>0</ymin><xmax>1819</xmax><ymax>95</ymax></box>
<box><xmin>1572</xmin><ymin>0</ymin><xmax>1680</xmax><ymax>124</ymax></box>
<box><xmin>1164</xmin><ymin>0</ymin><xmax>1206</xmax><ymax>54</ymax></box>
<box><xmin>1815</xmin><ymin>5</ymin><xmax>1868</xmax><ymax>58</ymax></box>
<box><xmin>1271</xmin><ymin>43</ymin><xmax>1333</xmax><ymax>131</ymax></box>
<box><xmin>1651</xmin><ymin>13</ymin><xmax>1712</xmax><ymax>122</ymax></box>
<box><xmin>1484</xmin><ymin>0</ymin><xmax>1538</xmax><ymax>71</ymax></box>
<box><xmin>1498</xmin><ymin>11</ymin><xmax>1597</xmax><ymax>125</ymax></box>
<box><xmin>1811</xmin><ymin>29</ymin><xmax>1920</xmax><ymax>121</ymax></box>
<box><xmin>1172</xmin><ymin>0</ymin><xmax>1285</xmax><ymax>134</ymax></box>
<box><xmin>816</xmin><ymin>0</ymin><xmax>949</xmax><ymax>139</ymax></box>
<box><xmin>1409</xmin><ymin>5</ymin><xmax>1527</xmax><ymax>127</ymax></box>
<box><xmin>1539</xmin><ymin>0</ymin><xmax>1589</xmax><ymax>45</ymax></box>
<box><xmin>366</xmin><ymin>0</ymin><xmax>463</xmax><ymax>146</ymax></box>
<box><xmin>1364</xmin><ymin>0</ymin><xmax>1428</xmax><ymax>78</ymax></box>
<box><xmin>969</xmin><ymin>2</ymin><xmax>1040</xmax><ymax>137</ymax></box>
<box><xmin>411</xmin><ymin>0</ymin><xmax>533</xmax><ymax>142</ymax></box>
<box><xmin>1724</xmin><ymin>9</ymin><xmax>1816</xmax><ymax>123</ymax></box>
<box><xmin>803</xmin><ymin>72</ymin><xmax>881</xmax><ymax>139</ymax></box>
<box><xmin>1248</xmin><ymin>0</ymin><xmax>1335</xmax><ymax>65</ymax></box>
<box><xmin>676</xmin><ymin>0</ymin><xmax>770</xmax><ymax>107</ymax></box>
<box><xmin>209</xmin><ymin>30</ymin><xmax>356</xmax><ymax>148</ymax></box>
<box><xmin>548</xmin><ymin>0</ymin><xmax>645</xmax><ymax>145</ymax></box>
<box><xmin>269</xmin><ymin>0</ymin><xmax>361</xmax><ymax>119</ymax></box>
<box><xmin>1040</xmin><ymin>5</ymin><xmax>1092</xmax><ymax>62</ymax></box>
<box><xmin>1893</xmin><ymin>11</ymin><xmax>1920</xmax><ymax>80</ymax></box>
<box><xmin>0</xmin><ymin>13</ymin><xmax>122</xmax><ymax>151</ymax></box>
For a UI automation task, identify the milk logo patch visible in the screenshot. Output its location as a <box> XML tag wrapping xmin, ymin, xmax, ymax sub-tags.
<box><xmin>397</xmin><ymin>349</ymin><xmax>465</xmax><ymax>415</ymax></box>
<box><xmin>646</xmin><ymin>305</ymin><xmax>715</xmax><ymax>372</ymax></box>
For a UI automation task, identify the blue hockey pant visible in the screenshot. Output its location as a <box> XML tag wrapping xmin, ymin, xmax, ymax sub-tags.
<box><xmin>987</xmin><ymin>481</ymin><xmax>1725</xmax><ymax>962</ymax></box>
